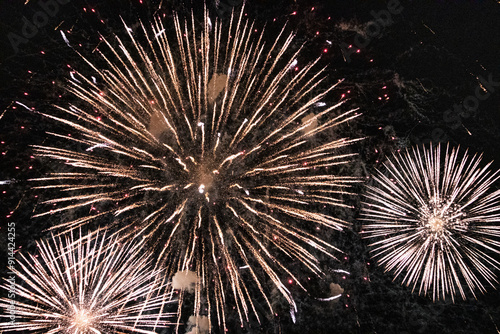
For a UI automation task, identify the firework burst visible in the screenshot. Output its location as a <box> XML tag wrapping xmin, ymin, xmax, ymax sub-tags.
<box><xmin>361</xmin><ymin>143</ymin><xmax>500</xmax><ymax>301</ymax></box>
<box><xmin>0</xmin><ymin>230</ymin><xmax>174</xmax><ymax>333</ymax></box>
<box><xmin>30</xmin><ymin>6</ymin><xmax>361</xmax><ymax>328</ymax></box>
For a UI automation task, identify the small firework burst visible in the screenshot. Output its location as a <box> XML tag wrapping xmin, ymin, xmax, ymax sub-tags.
<box><xmin>29</xmin><ymin>5</ymin><xmax>361</xmax><ymax>328</ymax></box>
<box><xmin>0</xmin><ymin>230</ymin><xmax>174</xmax><ymax>333</ymax></box>
<box><xmin>361</xmin><ymin>143</ymin><xmax>500</xmax><ymax>301</ymax></box>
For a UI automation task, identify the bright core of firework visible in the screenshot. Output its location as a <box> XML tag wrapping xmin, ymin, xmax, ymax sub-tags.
<box><xmin>30</xmin><ymin>6</ymin><xmax>361</xmax><ymax>328</ymax></box>
<box><xmin>0</xmin><ymin>231</ymin><xmax>175</xmax><ymax>333</ymax></box>
<box><xmin>361</xmin><ymin>144</ymin><xmax>500</xmax><ymax>301</ymax></box>
<box><xmin>427</xmin><ymin>216</ymin><xmax>444</xmax><ymax>232</ymax></box>
<box><xmin>73</xmin><ymin>310</ymin><xmax>92</xmax><ymax>331</ymax></box>
<box><xmin>421</xmin><ymin>195</ymin><xmax>466</xmax><ymax>238</ymax></box>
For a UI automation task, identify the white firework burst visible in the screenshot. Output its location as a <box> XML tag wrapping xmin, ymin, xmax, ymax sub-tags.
<box><xmin>361</xmin><ymin>143</ymin><xmax>500</xmax><ymax>301</ymax></box>
<box><xmin>0</xmin><ymin>230</ymin><xmax>175</xmax><ymax>333</ymax></box>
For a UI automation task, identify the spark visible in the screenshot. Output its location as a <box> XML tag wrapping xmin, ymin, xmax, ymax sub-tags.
<box><xmin>316</xmin><ymin>294</ymin><xmax>341</xmax><ymax>301</ymax></box>
<box><xmin>361</xmin><ymin>143</ymin><xmax>500</xmax><ymax>301</ymax></box>
<box><xmin>31</xmin><ymin>5</ymin><xmax>361</xmax><ymax>329</ymax></box>
<box><xmin>15</xmin><ymin>101</ymin><xmax>32</xmax><ymax>111</ymax></box>
<box><xmin>331</xmin><ymin>269</ymin><xmax>350</xmax><ymax>275</ymax></box>
<box><xmin>290</xmin><ymin>308</ymin><xmax>296</xmax><ymax>323</ymax></box>
<box><xmin>155</xmin><ymin>29</ymin><xmax>165</xmax><ymax>38</ymax></box>
<box><xmin>422</xmin><ymin>22</ymin><xmax>436</xmax><ymax>34</ymax></box>
<box><xmin>207</xmin><ymin>17</ymin><xmax>212</xmax><ymax>31</ymax></box>
<box><xmin>0</xmin><ymin>230</ymin><xmax>175</xmax><ymax>333</ymax></box>
<box><xmin>60</xmin><ymin>30</ymin><xmax>71</xmax><ymax>48</ymax></box>
<box><xmin>86</xmin><ymin>143</ymin><xmax>108</xmax><ymax>151</ymax></box>
<box><xmin>69</xmin><ymin>71</ymin><xmax>81</xmax><ymax>83</ymax></box>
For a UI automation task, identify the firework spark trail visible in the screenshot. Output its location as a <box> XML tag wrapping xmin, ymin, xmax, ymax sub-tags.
<box><xmin>0</xmin><ymin>230</ymin><xmax>175</xmax><ymax>333</ymax></box>
<box><xmin>361</xmin><ymin>144</ymin><xmax>500</xmax><ymax>301</ymax></box>
<box><xmin>30</xmin><ymin>5</ymin><xmax>361</xmax><ymax>329</ymax></box>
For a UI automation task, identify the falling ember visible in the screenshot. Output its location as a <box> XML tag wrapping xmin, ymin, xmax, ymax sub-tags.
<box><xmin>0</xmin><ymin>230</ymin><xmax>175</xmax><ymax>333</ymax></box>
<box><xmin>361</xmin><ymin>143</ymin><xmax>500</xmax><ymax>301</ymax></box>
<box><xmin>30</xmin><ymin>5</ymin><xmax>361</xmax><ymax>329</ymax></box>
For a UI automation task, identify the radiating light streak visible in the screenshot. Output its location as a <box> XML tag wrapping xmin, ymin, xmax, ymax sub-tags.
<box><xmin>316</xmin><ymin>294</ymin><xmax>342</xmax><ymax>301</ymax></box>
<box><xmin>31</xmin><ymin>4</ymin><xmax>361</xmax><ymax>329</ymax></box>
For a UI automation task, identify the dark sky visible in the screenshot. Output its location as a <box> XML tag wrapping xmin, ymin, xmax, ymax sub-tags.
<box><xmin>0</xmin><ymin>1</ymin><xmax>499</xmax><ymax>333</ymax></box>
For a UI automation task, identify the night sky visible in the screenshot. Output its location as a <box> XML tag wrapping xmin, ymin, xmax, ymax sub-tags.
<box><xmin>1</xmin><ymin>0</ymin><xmax>500</xmax><ymax>333</ymax></box>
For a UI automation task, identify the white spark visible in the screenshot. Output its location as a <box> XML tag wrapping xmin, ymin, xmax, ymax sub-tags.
<box><xmin>60</xmin><ymin>30</ymin><xmax>71</xmax><ymax>47</ymax></box>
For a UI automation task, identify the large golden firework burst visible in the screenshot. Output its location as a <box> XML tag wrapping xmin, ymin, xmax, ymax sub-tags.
<box><xmin>31</xmin><ymin>6</ymin><xmax>361</xmax><ymax>328</ymax></box>
<box><xmin>361</xmin><ymin>143</ymin><xmax>500</xmax><ymax>301</ymax></box>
